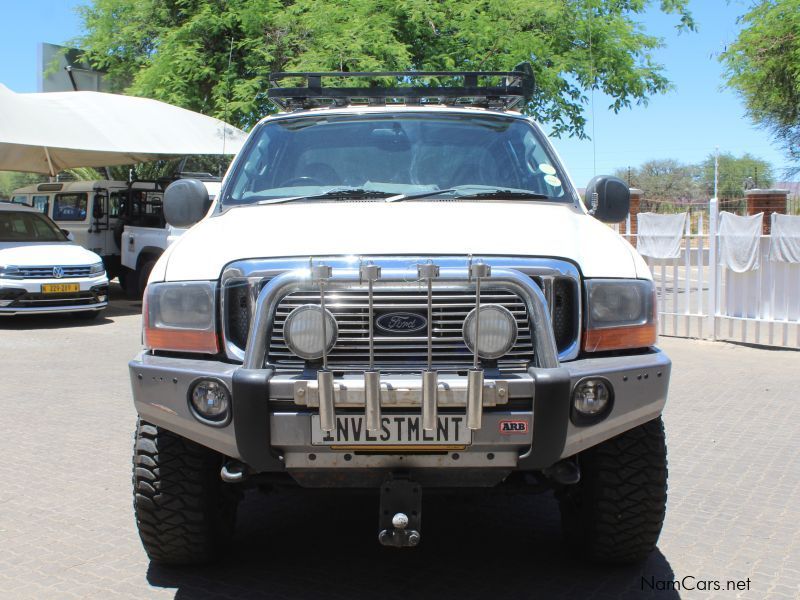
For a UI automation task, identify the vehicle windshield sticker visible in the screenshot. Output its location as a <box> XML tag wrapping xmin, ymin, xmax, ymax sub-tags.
<box><xmin>539</xmin><ymin>164</ymin><xmax>557</xmax><ymax>175</ymax></box>
<box><xmin>544</xmin><ymin>174</ymin><xmax>562</xmax><ymax>187</ymax></box>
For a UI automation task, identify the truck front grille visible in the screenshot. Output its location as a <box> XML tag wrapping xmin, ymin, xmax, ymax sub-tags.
<box><xmin>225</xmin><ymin>275</ymin><xmax>577</xmax><ymax>371</ymax></box>
<box><xmin>11</xmin><ymin>265</ymin><xmax>94</xmax><ymax>279</ymax></box>
<box><xmin>271</xmin><ymin>288</ymin><xmax>533</xmax><ymax>371</ymax></box>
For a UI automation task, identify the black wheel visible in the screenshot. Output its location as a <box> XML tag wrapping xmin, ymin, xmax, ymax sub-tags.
<box><xmin>117</xmin><ymin>269</ymin><xmax>128</xmax><ymax>290</ymax></box>
<box><xmin>137</xmin><ymin>259</ymin><xmax>157</xmax><ymax>297</ymax></box>
<box><xmin>120</xmin><ymin>267</ymin><xmax>140</xmax><ymax>299</ymax></box>
<box><xmin>132</xmin><ymin>420</ymin><xmax>239</xmax><ymax>565</ymax></box>
<box><xmin>558</xmin><ymin>417</ymin><xmax>668</xmax><ymax>564</ymax></box>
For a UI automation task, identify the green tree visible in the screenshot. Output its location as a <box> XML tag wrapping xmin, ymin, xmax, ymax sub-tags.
<box><xmin>76</xmin><ymin>0</ymin><xmax>694</xmax><ymax>136</ymax></box>
<box><xmin>721</xmin><ymin>1</ymin><xmax>800</xmax><ymax>176</ymax></box>
<box><xmin>700</xmin><ymin>152</ymin><xmax>774</xmax><ymax>201</ymax></box>
<box><xmin>0</xmin><ymin>172</ymin><xmax>47</xmax><ymax>200</ymax></box>
<box><xmin>614</xmin><ymin>158</ymin><xmax>702</xmax><ymax>210</ymax></box>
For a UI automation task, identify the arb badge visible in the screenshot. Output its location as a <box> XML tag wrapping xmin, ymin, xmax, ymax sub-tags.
<box><xmin>499</xmin><ymin>420</ymin><xmax>529</xmax><ymax>434</ymax></box>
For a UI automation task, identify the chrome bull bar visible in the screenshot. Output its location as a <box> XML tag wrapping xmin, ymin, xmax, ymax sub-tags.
<box><xmin>243</xmin><ymin>264</ymin><xmax>559</xmax><ymax>431</ymax></box>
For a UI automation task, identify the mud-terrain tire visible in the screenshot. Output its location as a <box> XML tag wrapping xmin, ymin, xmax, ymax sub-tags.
<box><xmin>116</xmin><ymin>269</ymin><xmax>129</xmax><ymax>292</ymax></box>
<box><xmin>558</xmin><ymin>417</ymin><xmax>668</xmax><ymax>564</ymax></box>
<box><xmin>120</xmin><ymin>267</ymin><xmax>141</xmax><ymax>299</ymax></box>
<box><xmin>136</xmin><ymin>259</ymin><xmax>157</xmax><ymax>298</ymax></box>
<box><xmin>132</xmin><ymin>420</ymin><xmax>239</xmax><ymax>565</ymax></box>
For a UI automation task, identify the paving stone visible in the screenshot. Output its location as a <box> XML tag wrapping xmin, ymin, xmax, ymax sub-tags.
<box><xmin>0</xmin><ymin>288</ymin><xmax>797</xmax><ymax>598</ymax></box>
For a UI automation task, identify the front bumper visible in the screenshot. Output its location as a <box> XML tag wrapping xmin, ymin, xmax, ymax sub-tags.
<box><xmin>0</xmin><ymin>275</ymin><xmax>108</xmax><ymax>315</ymax></box>
<box><xmin>129</xmin><ymin>348</ymin><xmax>671</xmax><ymax>484</ymax></box>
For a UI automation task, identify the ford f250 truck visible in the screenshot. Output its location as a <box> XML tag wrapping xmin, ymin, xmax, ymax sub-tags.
<box><xmin>129</xmin><ymin>65</ymin><xmax>669</xmax><ymax>565</ymax></box>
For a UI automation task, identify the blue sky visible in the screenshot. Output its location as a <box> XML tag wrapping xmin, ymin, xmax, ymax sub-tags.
<box><xmin>0</xmin><ymin>0</ymin><xmax>793</xmax><ymax>181</ymax></box>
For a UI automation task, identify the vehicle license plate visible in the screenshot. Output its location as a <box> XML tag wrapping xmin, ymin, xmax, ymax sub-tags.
<box><xmin>311</xmin><ymin>414</ymin><xmax>472</xmax><ymax>446</ymax></box>
<box><xmin>41</xmin><ymin>283</ymin><xmax>80</xmax><ymax>294</ymax></box>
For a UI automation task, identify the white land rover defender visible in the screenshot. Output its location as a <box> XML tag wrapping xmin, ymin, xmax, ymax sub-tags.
<box><xmin>129</xmin><ymin>66</ymin><xmax>670</xmax><ymax>565</ymax></box>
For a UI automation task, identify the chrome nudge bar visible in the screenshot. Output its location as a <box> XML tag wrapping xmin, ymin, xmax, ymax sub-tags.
<box><xmin>243</xmin><ymin>266</ymin><xmax>559</xmax><ymax>370</ymax></box>
<box><xmin>244</xmin><ymin>265</ymin><xmax>558</xmax><ymax>432</ymax></box>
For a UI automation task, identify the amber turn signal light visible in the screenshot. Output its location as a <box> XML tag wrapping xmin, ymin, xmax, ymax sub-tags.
<box><xmin>583</xmin><ymin>322</ymin><xmax>657</xmax><ymax>352</ymax></box>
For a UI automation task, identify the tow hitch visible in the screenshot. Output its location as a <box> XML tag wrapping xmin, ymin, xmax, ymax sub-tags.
<box><xmin>378</xmin><ymin>476</ymin><xmax>422</xmax><ymax>547</ymax></box>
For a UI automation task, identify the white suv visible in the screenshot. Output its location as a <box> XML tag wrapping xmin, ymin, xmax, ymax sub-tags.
<box><xmin>0</xmin><ymin>202</ymin><xmax>108</xmax><ymax>317</ymax></box>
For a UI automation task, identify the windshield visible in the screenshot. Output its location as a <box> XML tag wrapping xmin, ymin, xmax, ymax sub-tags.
<box><xmin>223</xmin><ymin>113</ymin><xmax>573</xmax><ymax>205</ymax></box>
<box><xmin>0</xmin><ymin>211</ymin><xmax>67</xmax><ymax>242</ymax></box>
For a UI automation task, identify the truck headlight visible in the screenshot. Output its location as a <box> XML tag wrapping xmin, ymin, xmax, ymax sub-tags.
<box><xmin>462</xmin><ymin>304</ymin><xmax>518</xmax><ymax>359</ymax></box>
<box><xmin>284</xmin><ymin>304</ymin><xmax>338</xmax><ymax>360</ymax></box>
<box><xmin>143</xmin><ymin>281</ymin><xmax>218</xmax><ymax>353</ymax></box>
<box><xmin>583</xmin><ymin>279</ymin><xmax>656</xmax><ymax>352</ymax></box>
<box><xmin>88</xmin><ymin>262</ymin><xmax>105</xmax><ymax>275</ymax></box>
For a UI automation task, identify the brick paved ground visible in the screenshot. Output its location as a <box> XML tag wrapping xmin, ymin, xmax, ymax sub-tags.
<box><xmin>0</xmin><ymin>285</ymin><xmax>798</xmax><ymax>599</ymax></box>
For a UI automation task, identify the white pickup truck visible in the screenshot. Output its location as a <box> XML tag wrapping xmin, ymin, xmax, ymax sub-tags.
<box><xmin>129</xmin><ymin>66</ymin><xmax>670</xmax><ymax>566</ymax></box>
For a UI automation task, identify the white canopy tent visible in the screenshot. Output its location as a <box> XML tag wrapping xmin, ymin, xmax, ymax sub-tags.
<box><xmin>0</xmin><ymin>84</ymin><xmax>247</xmax><ymax>176</ymax></box>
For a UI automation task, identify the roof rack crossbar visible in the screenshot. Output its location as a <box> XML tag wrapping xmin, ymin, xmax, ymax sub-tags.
<box><xmin>267</xmin><ymin>63</ymin><xmax>534</xmax><ymax>111</ymax></box>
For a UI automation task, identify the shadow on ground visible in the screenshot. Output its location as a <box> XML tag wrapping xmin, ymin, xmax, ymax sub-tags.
<box><xmin>0</xmin><ymin>282</ymin><xmax>141</xmax><ymax>330</ymax></box>
<box><xmin>147</xmin><ymin>489</ymin><xmax>679</xmax><ymax>599</ymax></box>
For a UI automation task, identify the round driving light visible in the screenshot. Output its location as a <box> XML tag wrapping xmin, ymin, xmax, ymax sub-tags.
<box><xmin>462</xmin><ymin>304</ymin><xmax>518</xmax><ymax>359</ymax></box>
<box><xmin>189</xmin><ymin>379</ymin><xmax>231</xmax><ymax>425</ymax></box>
<box><xmin>283</xmin><ymin>304</ymin><xmax>338</xmax><ymax>360</ymax></box>
<box><xmin>573</xmin><ymin>378</ymin><xmax>612</xmax><ymax>416</ymax></box>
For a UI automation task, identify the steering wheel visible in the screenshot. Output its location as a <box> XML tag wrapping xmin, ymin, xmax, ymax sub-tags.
<box><xmin>279</xmin><ymin>176</ymin><xmax>325</xmax><ymax>187</ymax></box>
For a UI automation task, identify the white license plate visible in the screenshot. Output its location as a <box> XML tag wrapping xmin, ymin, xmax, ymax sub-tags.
<box><xmin>311</xmin><ymin>414</ymin><xmax>472</xmax><ymax>446</ymax></box>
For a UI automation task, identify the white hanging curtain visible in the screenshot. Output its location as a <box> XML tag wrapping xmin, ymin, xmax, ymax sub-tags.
<box><xmin>718</xmin><ymin>212</ymin><xmax>763</xmax><ymax>272</ymax></box>
<box><xmin>769</xmin><ymin>213</ymin><xmax>800</xmax><ymax>263</ymax></box>
<box><xmin>636</xmin><ymin>212</ymin><xmax>687</xmax><ymax>259</ymax></box>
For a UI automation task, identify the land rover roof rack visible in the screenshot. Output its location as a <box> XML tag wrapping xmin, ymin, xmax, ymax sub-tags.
<box><xmin>267</xmin><ymin>62</ymin><xmax>534</xmax><ymax>111</ymax></box>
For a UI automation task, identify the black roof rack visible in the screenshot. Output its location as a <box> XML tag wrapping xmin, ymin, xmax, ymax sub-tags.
<box><xmin>267</xmin><ymin>62</ymin><xmax>534</xmax><ymax>111</ymax></box>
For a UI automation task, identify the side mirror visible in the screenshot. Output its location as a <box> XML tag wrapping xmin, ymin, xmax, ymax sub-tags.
<box><xmin>93</xmin><ymin>194</ymin><xmax>105</xmax><ymax>219</ymax></box>
<box><xmin>584</xmin><ymin>176</ymin><xmax>630</xmax><ymax>223</ymax></box>
<box><xmin>61</xmin><ymin>229</ymin><xmax>75</xmax><ymax>241</ymax></box>
<box><xmin>163</xmin><ymin>179</ymin><xmax>211</xmax><ymax>228</ymax></box>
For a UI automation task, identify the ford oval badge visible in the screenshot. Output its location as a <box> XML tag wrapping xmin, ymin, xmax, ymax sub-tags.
<box><xmin>376</xmin><ymin>312</ymin><xmax>428</xmax><ymax>334</ymax></box>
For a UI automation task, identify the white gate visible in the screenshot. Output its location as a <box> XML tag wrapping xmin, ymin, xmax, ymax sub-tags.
<box><xmin>616</xmin><ymin>199</ymin><xmax>800</xmax><ymax>348</ymax></box>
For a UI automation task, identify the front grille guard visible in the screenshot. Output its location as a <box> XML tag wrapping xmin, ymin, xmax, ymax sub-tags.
<box><xmin>243</xmin><ymin>264</ymin><xmax>559</xmax><ymax>432</ymax></box>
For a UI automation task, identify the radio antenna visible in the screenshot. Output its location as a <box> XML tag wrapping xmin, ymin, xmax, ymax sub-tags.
<box><xmin>220</xmin><ymin>36</ymin><xmax>234</xmax><ymax>176</ymax></box>
<box><xmin>589</xmin><ymin>6</ymin><xmax>597</xmax><ymax>176</ymax></box>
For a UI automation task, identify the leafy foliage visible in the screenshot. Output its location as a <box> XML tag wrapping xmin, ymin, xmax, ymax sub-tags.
<box><xmin>615</xmin><ymin>153</ymin><xmax>774</xmax><ymax>208</ymax></box>
<box><xmin>615</xmin><ymin>159</ymin><xmax>703</xmax><ymax>208</ymax></box>
<box><xmin>0</xmin><ymin>172</ymin><xmax>46</xmax><ymax>200</ymax></box>
<box><xmin>721</xmin><ymin>1</ymin><xmax>800</xmax><ymax>175</ymax></box>
<box><xmin>76</xmin><ymin>0</ymin><xmax>694</xmax><ymax>137</ymax></box>
<box><xmin>699</xmin><ymin>152</ymin><xmax>774</xmax><ymax>200</ymax></box>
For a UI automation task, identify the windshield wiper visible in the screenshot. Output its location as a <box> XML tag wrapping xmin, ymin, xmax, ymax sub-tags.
<box><xmin>386</xmin><ymin>189</ymin><xmax>456</xmax><ymax>202</ymax></box>
<box><xmin>387</xmin><ymin>187</ymin><xmax>551</xmax><ymax>203</ymax></box>
<box><xmin>255</xmin><ymin>187</ymin><xmax>393</xmax><ymax>205</ymax></box>
<box><xmin>453</xmin><ymin>189</ymin><xmax>551</xmax><ymax>200</ymax></box>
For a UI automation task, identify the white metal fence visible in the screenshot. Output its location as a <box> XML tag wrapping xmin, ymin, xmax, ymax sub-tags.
<box><xmin>615</xmin><ymin>199</ymin><xmax>800</xmax><ymax>349</ymax></box>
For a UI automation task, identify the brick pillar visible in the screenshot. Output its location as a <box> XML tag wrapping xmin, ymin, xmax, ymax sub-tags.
<box><xmin>745</xmin><ymin>189</ymin><xmax>788</xmax><ymax>234</ymax></box>
<box><xmin>628</xmin><ymin>188</ymin><xmax>643</xmax><ymax>236</ymax></box>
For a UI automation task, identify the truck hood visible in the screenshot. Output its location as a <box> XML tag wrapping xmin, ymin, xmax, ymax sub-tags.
<box><xmin>0</xmin><ymin>242</ymin><xmax>102</xmax><ymax>267</ymax></box>
<box><xmin>162</xmin><ymin>201</ymin><xmax>643</xmax><ymax>281</ymax></box>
